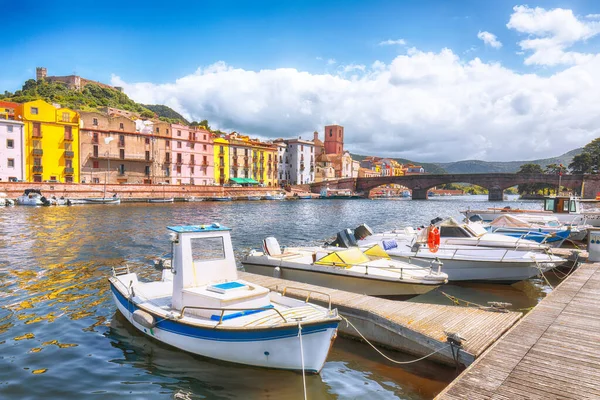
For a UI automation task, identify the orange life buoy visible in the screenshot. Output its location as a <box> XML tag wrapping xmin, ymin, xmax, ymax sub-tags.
<box><xmin>427</xmin><ymin>226</ymin><xmax>440</xmax><ymax>253</ymax></box>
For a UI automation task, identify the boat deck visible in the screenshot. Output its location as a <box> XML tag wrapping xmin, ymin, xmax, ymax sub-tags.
<box><xmin>435</xmin><ymin>261</ymin><xmax>600</xmax><ymax>399</ymax></box>
<box><xmin>239</xmin><ymin>272</ymin><xmax>522</xmax><ymax>366</ymax></box>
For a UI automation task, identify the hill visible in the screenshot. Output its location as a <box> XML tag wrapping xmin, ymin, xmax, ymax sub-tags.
<box><xmin>350</xmin><ymin>154</ymin><xmax>447</xmax><ymax>174</ymax></box>
<box><xmin>436</xmin><ymin>148</ymin><xmax>582</xmax><ymax>173</ymax></box>
<box><xmin>0</xmin><ymin>79</ymin><xmax>187</xmax><ymax>123</ymax></box>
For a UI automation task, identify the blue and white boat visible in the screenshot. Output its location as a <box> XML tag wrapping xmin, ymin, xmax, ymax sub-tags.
<box><xmin>487</xmin><ymin>214</ymin><xmax>573</xmax><ymax>246</ymax></box>
<box><xmin>109</xmin><ymin>224</ymin><xmax>340</xmax><ymax>373</ymax></box>
<box><xmin>265</xmin><ymin>192</ymin><xmax>285</xmax><ymax>200</ymax></box>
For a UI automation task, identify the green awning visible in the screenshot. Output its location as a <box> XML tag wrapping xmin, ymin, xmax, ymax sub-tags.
<box><xmin>230</xmin><ymin>178</ymin><xmax>246</xmax><ymax>183</ymax></box>
<box><xmin>245</xmin><ymin>178</ymin><xmax>259</xmax><ymax>184</ymax></box>
<box><xmin>229</xmin><ymin>178</ymin><xmax>260</xmax><ymax>184</ymax></box>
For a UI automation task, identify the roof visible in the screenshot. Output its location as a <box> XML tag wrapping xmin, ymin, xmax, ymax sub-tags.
<box><xmin>167</xmin><ymin>224</ymin><xmax>231</xmax><ymax>233</ymax></box>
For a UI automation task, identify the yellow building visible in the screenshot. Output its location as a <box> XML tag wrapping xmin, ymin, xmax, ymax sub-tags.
<box><xmin>391</xmin><ymin>160</ymin><xmax>404</xmax><ymax>176</ymax></box>
<box><xmin>18</xmin><ymin>100</ymin><xmax>80</xmax><ymax>183</ymax></box>
<box><xmin>213</xmin><ymin>136</ymin><xmax>230</xmax><ymax>185</ymax></box>
<box><xmin>251</xmin><ymin>142</ymin><xmax>278</xmax><ymax>187</ymax></box>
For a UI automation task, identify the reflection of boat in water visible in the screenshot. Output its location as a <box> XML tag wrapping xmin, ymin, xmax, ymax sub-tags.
<box><xmin>109</xmin><ymin>224</ymin><xmax>340</xmax><ymax>372</ymax></box>
<box><xmin>319</xmin><ymin>188</ymin><xmax>362</xmax><ymax>199</ymax></box>
<box><xmin>242</xmin><ymin>234</ymin><xmax>448</xmax><ymax>297</ymax></box>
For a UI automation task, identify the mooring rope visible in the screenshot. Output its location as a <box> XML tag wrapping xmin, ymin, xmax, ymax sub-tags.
<box><xmin>297</xmin><ymin>320</ymin><xmax>307</xmax><ymax>400</ymax></box>
<box><xmin>340</xmin><ymin>315</ymin><xmax>453</xmax><ymax>364</ymax></box>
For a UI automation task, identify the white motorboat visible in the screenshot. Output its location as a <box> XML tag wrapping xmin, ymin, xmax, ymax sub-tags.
<box><xmin>0</xmin><ymin>192</ymin><xmax>15</xmax><ymax>206</ymax></box>
<box><xmin>242</xmin><ymin>235</ymin><xmax>448</xmax><ymax>297</ymax></box>
<box><xmin>366</xmin><ymin>218</ymin><xmax>549</xmax><ymax>252</ymax></box>
<box><xmin>148</xmin><ymin>198</ymin><xmax>175</xmax><ymax>203</ymax></box>
<box><xmin>78</xmin><ymin>196</ymin><xmax>121</xmax><ymax>205</ymax></box>
<box><xmin>247</xmin><ymin>196</ymin><xmax>262</xmax><ymax>201</ymax></box>
<box><xmin>264</xmin><ymin>192</ymin><xmax>285</xmax><ymax>200</ymax></box>
<box><xmin>16</xmin><ymin>189</ymin><xmax>49</xmax><ymax>206</ymax></box>
<box><xmin>109</xmin><ymin>223</ymin><xmax>340</xmax><ymax>373</ymax></box>
<box><xmin>356</xmin><ymin>229</ymin><xmax>566</xmax><ymax>282</ymax></box>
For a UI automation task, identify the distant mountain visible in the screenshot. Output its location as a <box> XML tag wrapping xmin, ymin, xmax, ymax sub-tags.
<box><xmin>350</xmin><ymin>154</ymin><xmax>448</xmax><ymax>174</ymax></box>
<box><xmin>142</xmin><ymin>104</ymin><xmax>189</xmax><ymax>124</ymax></box>
<box><xmin>436</xmin><ymin>148</ymin><xmax>583</xmax><ymax>174</ymax></box>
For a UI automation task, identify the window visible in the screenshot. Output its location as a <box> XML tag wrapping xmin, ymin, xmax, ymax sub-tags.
<box><xmin>93</xmin><ymin>145</ymin><xmax>99</xmax><ymax>157</ymax></box>
<box><xmin>118</xmin><ymin>164</ymin><xmax>125</xmax><ymax>174</ymax></box>
<box><xmin>145</xmin><ymin>151</ymin><xmax>150</xmax><ymax>161</ymax></box>
<box><xmin>166</xmin><ymin>129</ymin><xmax>169</xmax><ymax>134</ymax></box>
<box><xmin>34</xmin><ymin>157</ymin><xmax>42</xmax><ymax>166</ymax></box>
<box><xmin>65</xmin><ymin>143</ymin><xmax>72</xmax><ymax>151</ymax></box>
<box><xmin>190</xmin><ymin>155</ymin><xmax>195</xmax><ymax>164</ymax></box>
<box><xmin>329</xmin><ymin>128</ymin><xmax>332</xmax><ymax>137</ymax></box>
<box><xmin>92</xmin><ymin>177</ymin><xmax>100</xmax><ymax>184</ymax></box>
<box><xmin>93</xmin><ymin>118</ymin><xmax>98</xmax><ymax>126</ymax></box>
<box><xmin>65</xmin><ymin>176</ymin><xmax>73</xmax><ymax>183</ymax></box>
<box><xmin>176</xmin><ymin>165</ymin><xmax>182</xmax><ymax>174</ymax></box>
<box><xmin>62</xmin><ymin>112</ymin><xmax>70</xmax><ymax>122</ymax></box>
<box><xmin>7</xmin><ymin>125</ymin><xmax>13</xmax><ymax>133</ymax></box>
<box><xmin>64</xmin><ymin>126</ymin><xmax>72</xmax><ymax>140</ymax></box>
<box><xmin>93</xmin><ymin>161</ymin><xmax>99</xmax><ymax>169</ymax></box>
<box><xmin>177</xmin><ymin>153</ymin><xmax>182</xmax><ymax>163</ymax></box>
<box><xmin>65</xmin><ymin>159</ymin><xmax>72</xmax><ymax>168</ymax></box>
<box><xmin>7</xmin><ymin>158</ymin><xmax>14</xmax><ymax>167</ymax></box>
<box><xmin>145</xmin><ymin>138</ymin><xmax>150</xmax><ymax>145</ymax></box>
<box><xmin>145</xmin><ymin>166</ymin><xmax>150</xmax><ymax>176</ymax></box>
<box><xmin>203</xmin><ymin>144</ymin><xmax>207</xmax><ymax>151</ymax></box>
<box><xmin>165</xmin><ymin>152</ymin><xmax>170</xmax><ymax>162</ymax></box>
<box><xmin>92</xmin><ymin>132</ymin><xmax>99</xmax><ymax>143</ymax></box>
<box><xmin>119</xmin><ymin>135</ymin><xmax>125</xmax><ymax>147</ymax></box>
<box><xmin>156</xmin><ymin>127</ymin><xmax>160</xmax><ymax>133</ymax></box>
<box><xmin>119</xmin><ymin>149</ymin><xmax>125</xmax><ymax>159</ymax></box>
<box><xmin>166</xmin><ymin>140</ymin><xmax>170</xmax><ymax>147</ymax></box>
<box><xmin>203</xmin><ymin>155</ymin><xmax>208</xmax><ymax>165</ymax></box>
<box><xmin>177</xmin><ymin>130</ymin><xmax>181</xmax><ymax>136</ymax></box>
<box><xmin>119</xmin><ymin>122</ymin><xmax>124</xmax><ymax>130</ymax></box>
<box><xmin>301</xmin><ymin>145</ymin><xmax>304</xmax><ymax>151</ymax></box>
<box><xmin>31</xmin><ymin>107</ymin><xmax>38</xmax><ymax>115</ymax></box>
<box><xmin>6</xmin><ymin>139</ymin><xmax>14</xmax><ymax>149</ymax></box>
<box><xmin>177</xmin><ymin>141</ymin><xmax>182</xmax><ymax>148</ymax></box>
<box><xmin>190</xmin><ymin>166</ymin><xmax>194</xmax><ymax>174</ymax></box>
<box><xmin>191</xmin><ymin>237</ymin><xmax>225</xmax><ymax>261</ymax></box>
<box><xmin>204</xmin><ymin>135</ymin><xmax>207</xmax><ymax>141</ymax></box>
<box><xmin>190</xmin><ymin>143</ymin><xmax>195</xmax><ymax>149</ymax></box>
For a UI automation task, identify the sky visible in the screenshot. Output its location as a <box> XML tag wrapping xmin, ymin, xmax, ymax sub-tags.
<box><xmin>3</xmin><ymin>0</ymin><xmax>600</xmax><ymax>162</ymax></box>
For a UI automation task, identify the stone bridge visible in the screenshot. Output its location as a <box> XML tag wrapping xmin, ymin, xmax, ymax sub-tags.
<box><xmin>310</xmin><ymin>173</ymin><xmax>599</xmax><ymax>200</ymax></box>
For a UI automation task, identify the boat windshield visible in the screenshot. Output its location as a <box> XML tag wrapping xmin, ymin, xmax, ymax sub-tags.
<box><xmin>544</xmin><ymin>198</ymin><xmax>556</xmax><ymax>212</ymax></box>
<box><xmin>191</xmin><ymin>237</ymin><xmax>225</xmax><ymax>262</ymax></box>
<box><xmin>440</xmin><ymin>226</ymin><xmax>471</xmax><ymax>238</ymax></box>
<box><xmin>464</xmin><ymin>223</ymin><xmax>488</xmax><ymax>237</ymax></box>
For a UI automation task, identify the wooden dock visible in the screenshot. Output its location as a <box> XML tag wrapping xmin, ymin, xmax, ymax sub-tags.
<box><xmin>435</xmin><ymin>261</ymin><xmax>600</xmax><ymax>399</ymax></box>
<box><xmin>239</xmin><ymin>272</ymin><xmax>522</xmax><ymax>367</ymax></box>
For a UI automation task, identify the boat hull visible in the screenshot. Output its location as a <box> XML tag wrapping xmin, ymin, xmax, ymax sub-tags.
<box><xmin>110</xmin><ymin>282</ymin><xmax>337</xmax><ymax>373</ymax></box>
<box><xmin>242</xmin><ymin>262</ymin><xmax>438</xmax><ymax>297</ymax></box>
<box><xmin>78</xmin><ymin>198</ymin><xmax>121</xmax><ymax>205</ymax></box>
<box><xmin>148</xmin><ymin>198</ymin><xmax>175</xmax><ymax>203</ymax></box>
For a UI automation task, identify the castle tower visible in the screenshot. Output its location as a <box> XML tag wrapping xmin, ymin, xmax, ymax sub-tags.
<box><xmin>36</xmin><ymin>67</ymin><xmax>47</xmax><ymax>81</ymax></box>
<box><xmin>324</xmin><ymin>124</ymin><xmax>344</xmax><ymax>155</ymax></box>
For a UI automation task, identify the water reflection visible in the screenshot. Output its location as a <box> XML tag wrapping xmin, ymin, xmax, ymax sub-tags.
<box><xmin>0</xmin><ymin>196</ymin><xmax>563</xmax><ymax>399</ymax></box>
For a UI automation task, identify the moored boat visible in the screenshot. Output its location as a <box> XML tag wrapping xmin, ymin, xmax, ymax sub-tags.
<box><xmin>16</xmin><ymin>189</ymin><xmax>50</xmax><ymax>206</ymax></box>
<box><xmin>78</xmin><ymin>195</ymin><xmax>121</xmax><ymax>205</ymax></box>
<box><xmin>0</xmin><ymin>192</ymin><xmax>15</xmax><ymax>206</ymax></box>
<box><xmin>109</xmin><ymin>224</ymin><xmax>340</xmax><ymax>372</ymax></box>
<box><xmin>148</xmin><ymin>198</ymin><xmax>175</xmax><ymax>203</ymax></box>
<box><xmin>247</xmin><ymin>195</ymin><xmax>262</xmax><ymax>201</ymax></box>
<box><xmin>242</xmin><ymin>235</ymin><xmax>448</xmax><ymax>297</ymax></box>
<box><xmin>264</xmin><ymin>192</ymin><xmax>285</xmax><ymax>200</ymax></box>
<box><xmin>212</xmin><ymin>196</ymin><xmax>233</xmax><ymax>201</ymax></box>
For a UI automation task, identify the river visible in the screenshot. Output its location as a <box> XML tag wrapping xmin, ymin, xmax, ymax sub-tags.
<box><xmin>0</xmin><ymin>195</ymin><xmax>566</xmax><ymax>399</ymax></box>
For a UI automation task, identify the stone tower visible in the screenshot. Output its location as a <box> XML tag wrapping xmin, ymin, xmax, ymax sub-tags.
<box><xmin>324</xmin><ymin>124</ymin><xmax>344</xmax><ymax>155</ymax></box>
<box><xmin>36</xmin><ymin>67</ymin><xmax>47</xmax><ymax>81</ymax></box>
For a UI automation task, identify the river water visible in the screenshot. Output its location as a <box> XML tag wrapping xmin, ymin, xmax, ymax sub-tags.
<box><xmin>0</xmin><ymin>196</ymin><xmax>566</xmax><ymax>399</ymax></box>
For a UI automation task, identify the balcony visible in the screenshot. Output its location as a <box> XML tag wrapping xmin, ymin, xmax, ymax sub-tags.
<box><xmin>33</xmin><ymin>148</ymin><xmax>43</xmax><ymax>156</ymax></box>
<box><xmin>32</xmin><ymin>132</ymin><xmax>42</xmax><ymax>138</ymax></box>
<box><xmin>189</xmin><ymin>160</ymin><xmax>196</xmax><ymax>166</ymax></box>
<box><xmin>65</xmin><ymin>151</ymin><xmax>74</xmax><ymax>158</ymax></box>
<box><xmin>65</xmin><ymin>167</ymin><xmax>74</xmax><ymax>174</ymax></box>
<box><xmin>64</xmin><ymin>135</ymin><xmax>74</xmax><ymax>141</ymax></box>
<box><xmin>90</xmin><ymin>153</ymin><xmax>154</xmax><ymax>162</ymax></box>
<box><xmin>33</xmin><ymin>166</ymin><xmax>43</xmax><ymax>173</ymax></box>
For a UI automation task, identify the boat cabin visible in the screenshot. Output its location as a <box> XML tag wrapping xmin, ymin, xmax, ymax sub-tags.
<box><xmin>169</xmin><ymin>224</ymin><xmax>270</xmax><ymax>319</ymax></box>
<box><xmin>543</xmin><ymin>196</ymin><xmax>580</xmax><ymax>214</ymax></box>
<box><xmin>431</xmin><ymin>217</ymin><xmax>487</xmax><ymax>238</ymax></box>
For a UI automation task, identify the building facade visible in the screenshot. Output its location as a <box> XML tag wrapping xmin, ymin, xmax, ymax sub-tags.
<box><xmin>226</xmin><ymin>133</ymin><xmax>277</xmax><ymax>186</ymax></box>
<box><xmin>274</xmin><ymin>138</ymin><xmax>315</xmax><ymax>185</ymax></box>
<box><xmin>324</xmin><ymin>124</ymin><xmax>344</xmax><ymax>155</ymax></box>
<box><xmin>168</xmin><ymin>124</ymin><xmax>214</xmax><ymax>185</ymax></box>
<box><xmin>0</xmin><ymin>102</ymin><xmax>24</xmax><ymax>182</ymax></box>
<box><xmin>17</xmin><ymin>100</ymin><xmax>80</xmax><ymax>183</ymax></box>
<box><xmin>213</xmin><ymin>136</ymin><xmax>230</xmax><ymax>185</ymax></box>
<box><xmin>80</xmin><ymin>111</ymin><xmax>156</xmax><ymax>184</ymax></box>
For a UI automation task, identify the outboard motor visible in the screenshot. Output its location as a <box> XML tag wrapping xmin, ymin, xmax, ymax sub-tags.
<box><xmin>327</xmin><ymin>229</ymin><xmax>357</xmax><ymax>248</ymax></box>
<box><xmin>430</xmin><ymin>217</ymin><xmax>443</xmax><ymax>226</ymax></box>
<box><xmin>468</xmin><ymin>214</ymin><xmax>484</xmax><ymax>223</ymax></box>
<box><xmin>40</xmin><ymin>196</ymin><xmax>51</xmax><ymax>206</ymax></box>
<box><xmin>353</xmin><ymin>223</ymin><xmax>374</xmax><ymax>240</ymax></box>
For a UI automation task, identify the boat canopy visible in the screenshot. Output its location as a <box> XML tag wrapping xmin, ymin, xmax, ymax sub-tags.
<box><xmin>316</xmin><ymin>245</ymin><xmax>390</xmax><ymax>267</ymax></box>
<box><xmin>490</xmin><ymin>215</ymin><xmax>534</xmax><ymax>228</ymax></box>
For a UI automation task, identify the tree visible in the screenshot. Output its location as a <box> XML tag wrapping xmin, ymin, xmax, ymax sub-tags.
<box><xmin>569</xmin><ymin>152</ymin><xmax>594</xmax><ymax>174</ymax></box>
<box><xmin>140</xmin><ymin>110</ymin><xmax>155</xmax><ymax>119</ymax></box>
<box><xmin>516</xmin><ymin>163</ymin><xmax>544</xmax><ymax>194</ymax></box>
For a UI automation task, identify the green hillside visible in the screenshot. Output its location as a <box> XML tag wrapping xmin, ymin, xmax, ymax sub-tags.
<box><xmin>436</xmin><ymin>148</ymin><xmax>583</xmax><ymax>173</ymax></box>
<box><xmin>351</xmin><ymin>154</ymin><xmax>447</xmax><ymax>174</ymax></box>
<box><xmin>0</xmin><ymin>79</ymin><xmax>186</xmax><ymax>123</ymax></box>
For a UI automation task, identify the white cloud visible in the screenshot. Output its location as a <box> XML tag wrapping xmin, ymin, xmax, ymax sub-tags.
<box><xmin>585</xmin><ymin>14</ymin><xmax>600</xmax><ymax>19</ymax></box>
<box><xmin>315</xmin><ymin>56</ymin><xmax>323</xmax><ymax>61</ymax></box>
<box><xmin>326</xmin><ymin>58</ymin><xmax>337</xmax><ymax>65</ymax></box>
<box><xmin>111</xmin><ymin>7</ymin><xmax>600</xmax><ymax>163</ymax></box>
<box><xmin>379</xmin><ymin>39</ymin><xmax>406</xmax><ymax>46</ymax></box>
<box><xmin>477</xmin><ymin>31</ymin><xmax>502</xmax><ymax>48</ymax></box>
<box><xmin>507</xmin><ymin>5</ymin><xmax>600</xmax><ymax>66</ymax></box>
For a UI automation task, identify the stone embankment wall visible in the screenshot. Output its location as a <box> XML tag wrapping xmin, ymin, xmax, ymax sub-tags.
<box><xmin>0</xmin><ymin>182</ymin><xmax>278</xmax><ymax>200</ymax></box>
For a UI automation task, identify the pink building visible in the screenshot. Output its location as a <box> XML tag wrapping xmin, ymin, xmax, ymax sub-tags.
<box><xmin>0</xmin><ymin>102</ymin><xmax>25</xmax><ymax>182</ymax></box>
<box><xmin>168</xmin><ymin>124</ymin><xmax>214</xmax><ymax>185</ymax></box>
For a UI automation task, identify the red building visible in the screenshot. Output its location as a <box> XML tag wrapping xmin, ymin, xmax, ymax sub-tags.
<box><xmin>324</xmin><ymin>124</ymin><xmax>344</xmax><ymax>155</ymax></box>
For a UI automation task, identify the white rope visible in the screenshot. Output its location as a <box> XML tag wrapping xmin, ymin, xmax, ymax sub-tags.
<box><xmin>298</xmin><ymin>320</ymin><xmax>307</xmax><ymax>400</ymax></box>
<box><xmin>533</xmin><ymin>258</ymin><xmax>554</xmax><ymax>289</ymax></box>
<box><xmin>341</xmin><ymin>316</ymin><xmax>453</xmax><ymax>364</ymax></box>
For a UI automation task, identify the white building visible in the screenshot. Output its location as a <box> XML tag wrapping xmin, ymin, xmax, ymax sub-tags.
<box><xmin>0</xmin><ymin>117</ymin><xmax>24</xmax><ymax>182</ymax></box>
<box><xmin>274</xmin><ymin>138</ymin><xmax>315</xmax><ymax>185</ymax></box>
<box><xmin>275</xmin><ymin>142</ymin><xmax>287</xmax><ymax>185</ymax></box>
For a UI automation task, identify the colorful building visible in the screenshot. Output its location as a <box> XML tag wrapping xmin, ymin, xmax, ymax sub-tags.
<box><xmin>274</xmin><ymin>137</ymin><xmax>315</xmax><ymax>185</ymax></box>
<box><xmin>213</xmin><ymin>136</ymin><xmax>230</xmax><ymax>185</ymax></box>
<box><xmin>324</xmin><ymin>124</ymin><xmax>344</xmax><ymax>155</ymax></box>
<box><xmin>17</xmin><ymin>100</ymin><xmax>80</xmax><ymax>183</ymax></box>
<box><xmin>0</xmin><ymin>101</ymin><xmax>25</xmax><ymax>182</ymax></box>
<box><xmin>226</xmin><ymin>133</ymin><xmax>277</xmax><ymax>186</ymax></box>
<box><xmin>169</xmin><ymin>124</ymin><xmax>214</xmax><ymax>185</ymax></box>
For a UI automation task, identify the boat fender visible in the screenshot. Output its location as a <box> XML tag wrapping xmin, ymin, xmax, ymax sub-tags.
<box><xmin>133</xmin><ymin>309</ymin><xmax>155</xmax><ymax>329</ymax></box>
<box><xmin>273</xmin><ymin>266</ymin><xmax>281</xmax><ymax>278</ymax></box>
<box><xmin>427</xmin><ymin>226</ymin><xmax>440</xmax><ymax>253</ymax></box>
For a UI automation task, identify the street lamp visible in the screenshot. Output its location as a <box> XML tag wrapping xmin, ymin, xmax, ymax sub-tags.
<box><xmin>104</xmin><ymin>136</ymin><xmax>114</xmax><ymax>198</ymax></box>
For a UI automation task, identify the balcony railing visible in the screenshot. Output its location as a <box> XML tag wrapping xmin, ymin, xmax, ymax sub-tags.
<box><xmin>65</xmin><ymin>167</ymin><xmax>74</xmax><ymax>174</ymax></box>
<box><xmin>189</xmin><ymin>160</ymin><xmax>196</xmax><ymax>165</ymax></box>
<box><xmin>64</xmin><ymin>135</ymin><xmax>74</xmax><ymax>141</ymax></box>
<box><xmin>33</xmin><ymin>149</ymin><xmax>43</xmax><ymax>156</ymax></box>
<box><xmin>91</xmin><ymin>153</ymin><xmax>154</xmax><ymax>162</ymax></box>
<box><xmin>33</xmin><ymin>166</ymin><xmax>43</xmax><ymax>173</ymax></box>
<box><xmin>65</xmin><ymin>151</ymin><xmax>74</xmax><ymax>158</ymax></box>
<box><xmin>32</xmin><ymin>132</ymin><xmax>42</xmax><ymax>138</ymax></box>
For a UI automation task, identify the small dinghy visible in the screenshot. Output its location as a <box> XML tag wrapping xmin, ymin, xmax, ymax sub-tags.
<box><xmin>148</xmin><ymin>198</ymin><xmax>175</xmax><ymax>203</ymax></box>
<box><xmin>109</xmin><ymin>223</ymin><xmax>340</xmax><ymax>372</ymax></box>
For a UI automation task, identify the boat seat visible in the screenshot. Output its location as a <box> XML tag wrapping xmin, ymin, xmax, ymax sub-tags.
<box><xmin>263</xmin><ymin>237</ymin><xmax>302</xmax><ymax>258</ymax></box>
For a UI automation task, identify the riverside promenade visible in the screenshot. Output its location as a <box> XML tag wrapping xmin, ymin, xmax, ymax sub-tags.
<box><xmin>436</xmin><ymin>260</ymin><xmax>600</xmax><ymax>399</ymax></box>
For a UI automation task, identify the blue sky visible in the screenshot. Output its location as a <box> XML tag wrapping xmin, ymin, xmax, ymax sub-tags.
<box><xmin>3</xmin><ymin>0</ymin><xmax>597</xmax><ymax>89</ymax></box>
<box><xmin>3</xmin><ymin>1</ymin><xmax>600</xmax><ymax>161</ymax></box>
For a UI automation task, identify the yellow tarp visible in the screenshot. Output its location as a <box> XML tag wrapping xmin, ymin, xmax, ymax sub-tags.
<box><xmin>363</xmin><ymin>244</ymin><xmax>391</xmax><ymax>260</ymax></box>
<box><xmin>315</xmin><ymin>247</ymin><xmax>370</xmax><ymax>267</ymax></box>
